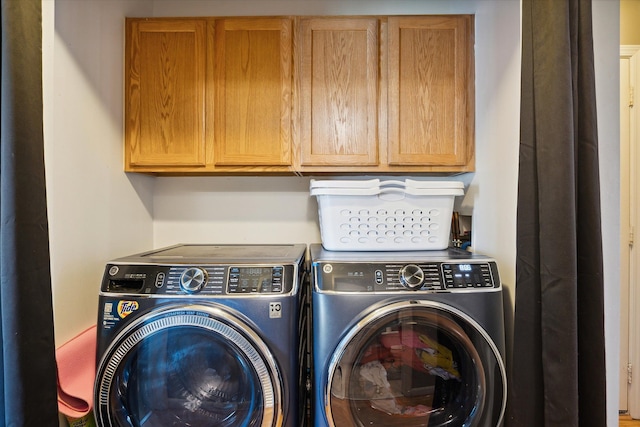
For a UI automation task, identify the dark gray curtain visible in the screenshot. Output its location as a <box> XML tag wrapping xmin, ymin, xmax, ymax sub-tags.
<box><xmin>507</xmin><ymin>0</ymin><xmax>607</xmax><ymax>426</ymax></box>
<box><xmin>1</xmin><ymin>0</ymin><xmax>59</xmax><ymax>425</ymax></box>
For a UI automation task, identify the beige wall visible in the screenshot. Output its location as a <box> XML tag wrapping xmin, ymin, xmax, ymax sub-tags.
<box><xmin>622</xmin><ymin>0</ymin><xmax>640</xmax><ymax>44</ymax></box>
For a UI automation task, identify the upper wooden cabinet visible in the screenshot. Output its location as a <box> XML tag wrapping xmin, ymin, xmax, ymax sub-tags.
<box><xmin>124</xmin><ymin>15</ymin><xmax>474</xmax><ymax>174</ymax></box>
<box><xmin>294</xmin><ymin>15</ymin><xmax>474</xmax><ymax>173</ymax></box>
<box><xmin>125</xmin><ymin>17</ymin><xmax>294</xmax><ymax>173</ymax></box>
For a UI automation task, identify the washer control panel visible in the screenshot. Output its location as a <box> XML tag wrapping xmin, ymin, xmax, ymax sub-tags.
<box><xmin>316</xmin><ymin>261</ymin><xmax>499</xmax><ymax>292</ymax></box>
<box><xmin>102</xmin><ymin>264</ymin><xmax>289</xmax><ymax>295</ymax></box>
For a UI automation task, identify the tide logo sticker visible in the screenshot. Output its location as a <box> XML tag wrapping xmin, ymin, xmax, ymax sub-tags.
<box><xmin>117</xmin><ymin>301</ymin><xmax>139</xmax><ymax>318</ymax></box>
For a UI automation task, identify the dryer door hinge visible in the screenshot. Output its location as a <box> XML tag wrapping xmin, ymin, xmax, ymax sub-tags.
<box><xmin>628</xmin><ymin>363</ymin><xmax>633</xmax><ymax>385</ymax></box>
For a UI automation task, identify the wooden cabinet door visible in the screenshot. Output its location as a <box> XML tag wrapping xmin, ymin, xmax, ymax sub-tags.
<box><xmin>212</xmin><ymin>18</ymin><xmax>293</xmax><ymax>167</ymax></box>
<box><xmin>297</xmin><ymin>17</ymin><xmax>380</xmax><ymax>167</ymax></box>
<box><xmin>125</xmin><ymin>19</ymin><xmax>207</xmax><ymax>170</ymax></box>
<box><xmin>387</xmin><ymin>15</ymin><xmax>474</xmax><ymax>167</ymax></box>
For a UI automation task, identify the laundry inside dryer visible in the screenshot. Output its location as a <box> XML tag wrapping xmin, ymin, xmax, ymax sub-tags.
<box><xmin>330</xmin><ymin>311</ymin><xmax>486</xmax><ymax>426</ymax></box>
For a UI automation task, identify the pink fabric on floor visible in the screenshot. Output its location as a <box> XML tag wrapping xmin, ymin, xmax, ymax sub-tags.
<box><xmin>56</xmin><ymin>325</ymin><xmax>97</xmax><ymax>418</ymax></box>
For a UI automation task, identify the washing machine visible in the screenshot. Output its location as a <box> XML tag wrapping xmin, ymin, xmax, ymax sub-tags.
<box><xmin>310</xmin><ymin>244</ymin><xmax>507</xmax><ymax>427</ymax></box>
<box><xmin>94</xmin><ymin>244</ymin><xmax>309</xmax><ymax>427</ymax></box>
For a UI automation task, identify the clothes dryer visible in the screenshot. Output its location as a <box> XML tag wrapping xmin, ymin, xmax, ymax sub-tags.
<box><xmin>94</xmin><ymin>244</ymin><xmax>309</xmax><ymax>427</ymax></box>
<box><xmin>310</xmin><ymin>244</ymin><xmax>506</xmax><ymax>427</ymax></box>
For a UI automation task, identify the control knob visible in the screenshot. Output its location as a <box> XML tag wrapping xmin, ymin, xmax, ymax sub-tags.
<box><xmin>399</xmin><ymin>264</ymin><xmax>425</xmax><ymax>290</ymax></box>
<box><xmin>180</xmin><ymin>267</ymin><xmax>208</xmax><ymax>293</ymax></box>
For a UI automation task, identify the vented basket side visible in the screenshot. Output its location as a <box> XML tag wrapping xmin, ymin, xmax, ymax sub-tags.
<box><xmin>314</xmin><ymin>192</ymin><xmax>457</xmax><ymax>251</ymax></box>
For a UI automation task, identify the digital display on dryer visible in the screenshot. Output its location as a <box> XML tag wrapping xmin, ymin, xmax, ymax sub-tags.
<box><xmin>442</xmin><ymin>263</ymin><xmax>493</xmax><ymax>288</ymax></box>
<box><xmin>227</xmin><ymin>266</ymin><xmax>283</xmax><ymax>293</ymax></box>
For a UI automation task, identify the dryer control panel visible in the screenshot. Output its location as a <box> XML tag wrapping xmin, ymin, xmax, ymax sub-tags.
<box><xmin>102</xmin><ymin>263</ymin><xmax>292</xmax><ymax>296</ymax></box>
<box><xmin>315</xmin><ymin>261</ymin><xmax>500</xmax><ymax>293</ymax></box>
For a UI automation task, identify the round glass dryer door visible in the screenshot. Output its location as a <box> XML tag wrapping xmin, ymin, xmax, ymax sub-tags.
<box><xmin>95</xmin><ymin>304</ymin><xmax>282</xmax><ymax>427</ymax></box>
<box><xmin>326</xmin><ymin>301</ymin><xmax>506</xmax><ymax>427</ymax></box>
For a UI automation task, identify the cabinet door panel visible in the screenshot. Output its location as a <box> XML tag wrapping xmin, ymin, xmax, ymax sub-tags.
<box><xmin>388</xmin><ymin>16</ymin><xmax>474</xmax><ymax>166</ymax></box>
<box><xmin>298</xmin><ymin>18</ymin><xmax>379</xmax><ymax>166</ymax></box>
<box><xmin>126</xmin><ymin>19</ymin><xmax>206</xmax><ymax>168</ymax></box>
<box><xmin>213</xmin><ymin>18</ymin><xmax>292</xmax><ymax>166</ymax></box>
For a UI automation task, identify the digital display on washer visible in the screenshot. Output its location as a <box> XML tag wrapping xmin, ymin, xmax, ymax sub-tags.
<box><xmin>442</xmin><ymin>263</ymin><xmax>493</xmax><ymax>288</ymax></box>
<box><xmin>227</xmin><ymin>266</ymin><xmax>283</xmax><ymax>293</ymax></box>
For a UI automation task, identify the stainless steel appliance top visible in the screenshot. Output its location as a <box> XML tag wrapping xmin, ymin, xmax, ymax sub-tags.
<box><xmin>309</xmin><ymin>243</ymin><xmax>494</xmax><ymax>263</ymax></box>
<box><xmin>110</xmin><ymin>243</ymin><xmax>307</xmax><ymax>265</ymax></box>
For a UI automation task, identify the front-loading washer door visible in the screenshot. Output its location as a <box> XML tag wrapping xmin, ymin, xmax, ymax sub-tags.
<box><xmin>94</xmin><ymin>303</ymin><xmax>282</xmax><ymax>427</ymax></box>
<box><xmin>325</xmin><ymin>301</ymin><xmax>506</xmax><ymax>427</ymax></box>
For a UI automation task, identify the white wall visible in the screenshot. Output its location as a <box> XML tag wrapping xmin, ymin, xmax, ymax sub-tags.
<box><xmin>44</xmin><ymin>0</ymin><xmax>620</xmax><ymax>425</ymax></box>
<box><xmin>44</xmin><ymin>0</ymin><xmax>156</xmax><ymax>346</ymax></box>
<box><xmin>594</xmin><ymin>1</ymin><xmax>621</xmax><ymax>424</ymax></box>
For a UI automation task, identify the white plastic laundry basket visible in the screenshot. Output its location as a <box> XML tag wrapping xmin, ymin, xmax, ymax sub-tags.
<box><xmin>310</xmin><ymin>179</ymin><xmax>464</xmax><ymax>251</ymax></box>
